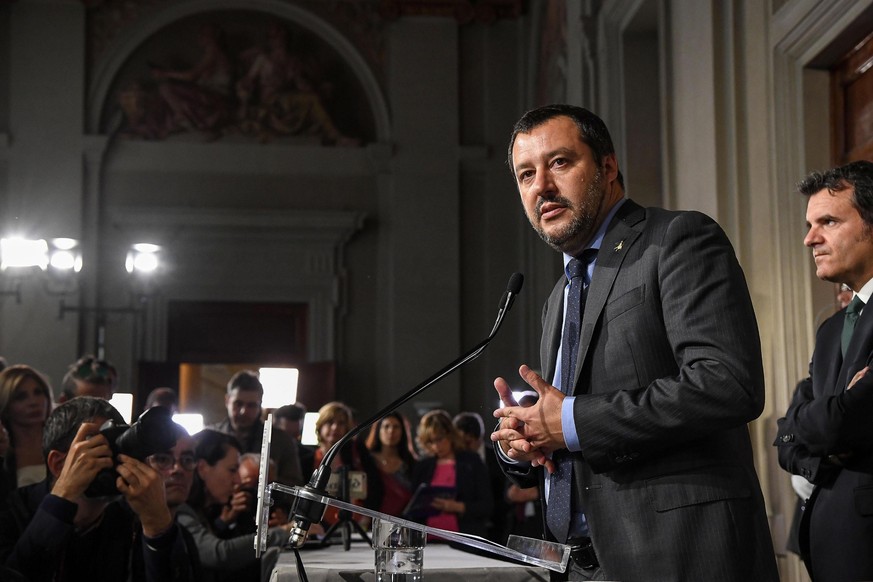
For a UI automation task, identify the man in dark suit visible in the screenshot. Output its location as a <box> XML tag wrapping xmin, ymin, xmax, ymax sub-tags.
<box><xmin>490</xmin><ymin>105</ymin><xmax>778</xmax><ymax>581</ymax></box>
<box><xmin>775</xmin><ymin>160</ymin><xmax>873</xmax><ymax>582</ymax></box>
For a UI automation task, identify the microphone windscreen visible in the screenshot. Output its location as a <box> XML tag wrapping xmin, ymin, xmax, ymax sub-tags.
<box><xmin>507</xmin><ymin>272</ymin><xmax>524</xmax><ymax>295</ymax></box>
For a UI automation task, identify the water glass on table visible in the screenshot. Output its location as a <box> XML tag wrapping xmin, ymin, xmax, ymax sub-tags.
<box><xmin>372</xmin><ymin>517</ymin><xmax>426</xmax><ymax>581</ymax></box>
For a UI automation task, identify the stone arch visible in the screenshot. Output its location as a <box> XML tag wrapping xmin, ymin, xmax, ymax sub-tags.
<box><xmin>86</xmin><ymin>0</ymin><xmax>390</xmax><ymax>142</ymax></box>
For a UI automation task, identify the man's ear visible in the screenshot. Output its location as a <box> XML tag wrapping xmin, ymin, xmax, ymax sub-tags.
<box><xmin>46</xmin><ymin>450</ymin><xmax>67</xmax><ymax>480</ymax></box>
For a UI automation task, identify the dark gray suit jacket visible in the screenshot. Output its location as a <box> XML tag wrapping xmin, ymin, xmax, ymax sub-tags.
<box><xmin>776</xmin><ymin>299</ymin><xmax>873</xmax><ymax>582</ymax></box>
<box><xmin>500</xmin><ymin>200</ymin><xmax>778</xmax><ymax>581</ymax></box>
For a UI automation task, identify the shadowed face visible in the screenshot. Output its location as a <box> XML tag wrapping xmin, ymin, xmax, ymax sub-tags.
<box><xmin>225</xmin><ymin>388</ymin><xmax>261</xmax><ymax>432</ymax></box>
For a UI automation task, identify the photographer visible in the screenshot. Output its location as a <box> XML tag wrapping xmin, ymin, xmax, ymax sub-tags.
<box><xmin>0</xmin><ymin>396</ymin><xmax>198</xmax><ymax>581</ymax></box>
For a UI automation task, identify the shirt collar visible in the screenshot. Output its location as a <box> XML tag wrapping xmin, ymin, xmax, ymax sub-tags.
<box><xmin>854</xmin><ymin>278</ymin><xmax>873</xmax><ymax>305</ymax></box>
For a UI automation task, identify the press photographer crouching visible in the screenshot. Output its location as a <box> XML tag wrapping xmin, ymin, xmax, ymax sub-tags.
<box><xmin>0</xmin><ymin>396</ymin><xmax>199</xmax><ymax>582</ymax></box>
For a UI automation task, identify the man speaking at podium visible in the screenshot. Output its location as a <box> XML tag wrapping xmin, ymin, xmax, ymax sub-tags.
<box><xmin>491</xmin><ymin>105</ymin><xmax>778</xmax><ymax>581</ymax></box>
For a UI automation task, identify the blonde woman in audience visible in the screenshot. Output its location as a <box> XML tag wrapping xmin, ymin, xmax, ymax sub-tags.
<box><xmin>0</xmin><ymin>365</ymin><xmax>54</xmax><ymax>493</ymax></box>
<box><xmin>411</xmin><ymin>409</ymin><xmax>493</xmax><ymax>538</ymax></box>
<box><xmin>313</xmin><ymin>401</ymin><xmax>381</xmax><ymax>525</ymax></box>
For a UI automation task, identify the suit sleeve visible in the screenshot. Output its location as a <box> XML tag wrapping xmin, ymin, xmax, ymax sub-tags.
<box><xmin>573</xmin><ymin>211</ymin><xmax>766</xmax><ymax>472</ymax></box>
<box><xmin>775</xmin><ymin>360</ymin><xmax>873</xmax><ymax>480</ymax></box>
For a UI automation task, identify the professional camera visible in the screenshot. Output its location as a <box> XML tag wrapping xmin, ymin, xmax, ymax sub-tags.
<box><xmin>85</xmin><ymin>405</ymin><xmax>179</xmax><ymax>498</ymax></box>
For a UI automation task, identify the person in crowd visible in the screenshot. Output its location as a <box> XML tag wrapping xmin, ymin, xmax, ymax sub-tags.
<box><xmin>775</xmin><ymin>160</ymin><xmax>873</xmax><ymax>581</ymax></box>
<box><xmin>273</xmin><ymin>402</ymin><xmax>314</xmax><ymax>480</ymax></box>
<box><xmin>208</xmin><ymin>370</ymin><xmax>302</xmax><ymax>486</ymax></box>
<box><xmin>0</xmin><ymin>357</ymin><xmax>7</xmax><ymax>372</ymax></box>
<box><xmin>59</xmin><ymin>355</ymin><xmax>118</xmax><ymax>402</ymax></box>
<box><xmin>0</xmin><ymin>365</ymin><xmax>54</xmax><ymax>492</ymax></box>
<box><xmin>313</xmin><ymin>401</ymin><xmax>381</xmax><ymax>526</ymax></box>
<box><xmin>411</xmin><ymin>409</ymin><xmax>492</xmax><ymax>538</ymax></box>
<box><xmin>453</xmin><ymin>411</ymin><xmax>509</xmax><ymax>543</ymax></box>
<box><xmin>365</xmin><ymin>411</ymin><xmax>417</xmax><ymax>516</ymax></box>
<box><xmin>238</xmin><ymin>452</ymin><xmax>289</xmax><ymax>526</ymax></box>
<box><xmin>0</xmin><ymin>396</ymin><xmax>198</xmax><ymax>581</ymax></box>
<box><xmin>144</xmin><ymin>387</ymin><xmax>179</xmax><ymax>415</ymax></box>
<box><xmin>176</xmin><ymin>429</ymin><xmax>291</xmax><ymax>582</ymax></box>
<box><xmin>490</xmin><ymin>104</ymin><xmax>777</xmax><ymax>581</ymax></box>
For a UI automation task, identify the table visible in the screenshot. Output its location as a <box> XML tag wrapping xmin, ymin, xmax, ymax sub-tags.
<box><xmin>270</xmin><ymin>541</ymin><xmax>551</xmax><ymax>581</ymax></box>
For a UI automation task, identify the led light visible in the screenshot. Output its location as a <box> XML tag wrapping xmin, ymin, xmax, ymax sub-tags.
<box><xmin>108</xmin><ymin>392</ymin><xmax>134</xmax><ymax>424</ymax></box>
<box><xmin>300</xmin><ymin>412</ymin><xmax>320</xmax><ymax>446</ymax></box>
<box><xmin>173</xmin><ymin>413</ymin><xmax>204</xmax><ymax>435</ymax></box>
<box><xmin>126</xmin><ymin>243</ymin><xmax>161</xmax><ymax>274</ymax></box>
<box><xmin>259</xmin><ymin>367</ymin><xmax>299</xmax><ymax>409</ymax></box>
<box><xmin>0</xmin><ymin>238</ymin><xmax>49</xmax><ymax>270</ymax></box>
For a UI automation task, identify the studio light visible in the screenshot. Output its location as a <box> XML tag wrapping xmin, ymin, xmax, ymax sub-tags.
<box><xmin>173</xmin><ymin>413</ymin><xmax>204</xmax><ymax>435</ymax></box>
<box><xmin>126</xmin><ymin>243</ymin><xmax>161</xmax><ymax>275</ymax></box>
<box><xmin>259</xmin><ymin>367</ymin><xmax>299</xmax><ymax>409</ymax></box>
<box><xmin>48</xmin><ymin>238</ymin><xmax>82</xmax><ymax>273</ymax></box>
<box><xmin>0</xmin><ymin>237</ymin><xmax>48</xmax><ymax>271</ymax></box>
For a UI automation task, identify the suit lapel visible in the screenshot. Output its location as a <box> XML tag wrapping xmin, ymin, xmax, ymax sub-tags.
<box><xmin>541</xmin><ymin>278</ymin><xmax>566</xmax><ymax>384</ymax></box>
<box><xmin>574</xmin><ymin>200</ymin><xmax>645</xmax><ymax>389</ymax></box>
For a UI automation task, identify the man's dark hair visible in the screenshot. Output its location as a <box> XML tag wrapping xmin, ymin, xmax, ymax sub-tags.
<box><xmin>61</xmin><ymin>355</ymin><xmax>118</xmax><ymax>398</ymax></box>
<box><xmin>452</xmin><ymin>411</ymin><xmax>485</xmax><ymax>440</ymax></box>
<box><xmin>274</xmin><ymin>403</ymin><xmax>306</xmax><ymax>422</ymax></box>
<box><xmin>798</xmin><ymin>160</ymin><xmax>873</xmax><ymax>228</ymax></box>
<box><xmin>42</xmin><ymin>396</ymin><xmax>123</xmax><ymax>457</ymax></box>
<box><xmin>507</xmin><ymin>104</ymin><xmax>625</xmax><ymax>190</ymax></box>
<box><xmin>226</xmin><ymin>370</ymin><xmax>263</xmax><ymax>395</ymax></box>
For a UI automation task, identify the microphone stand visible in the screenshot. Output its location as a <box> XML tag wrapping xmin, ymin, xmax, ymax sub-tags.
<box><xmin>286</xmin><ymin>273</ymin><xmax>524</xmax><ymax>548</ymax></box>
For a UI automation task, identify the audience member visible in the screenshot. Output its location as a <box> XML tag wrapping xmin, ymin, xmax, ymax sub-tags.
<box><xmin>273</xmin><ymin>403</ymin><xmax>314</xmax><ymax>480</ymax></box>
<box><xmin>208</xmin><ymin>370</ymin><xmax>302</xmax><ymax>486</ymax></box>
<box><xmin>176</xmin><ymin>429</ymin><xmax>290</xmax><ymax>582</ymax></box>
<box><xmin>411</xmin><ymin>410</ymin><xmax>493</xmax><ymax>538</ymax></box>
<box><xmin>313</xmin><ymin>401</ymin><xmax>381</xmax><ymax>526</ymax></box>
<box><xmin>238</xmin><ymin>452</ymin><xmax>289</xmax><ymax>527</ymax></box>
<box><xmin>0</xmin><ymin>365</ymin><xmax>54</xmax><ymax>492</ymax></box>
<box><xmin>453</xmin><ymin>410</ymin><xmax>509</xmax><ymax>542</ymax></box>
<box><xmin>365</xmin><ymin>412</ymin><xmax>417</xmax><ymax>517</ymax></box>
<box><xmin>0</xmin><ymin>357</ymin><xmax>7</xmax><ymax>372</ymax></box>
<box><xmin>502</xmin><ymin>392</ymin><xmax>542</xmax><ymax>540</ymax></box>
<box><xmin>145</xmin><ymin>387</ymin><xmax>180</xmax><ymax>415</ymax></box>
<box><xmin>0</xmin><ymin>396</ymin><xmax>198</xmax><ymax>581</ymax></box>
<box><xmin>59</xmin><ymin>355</ymin><xmax>117</xmax><ymax>402</ymax></box>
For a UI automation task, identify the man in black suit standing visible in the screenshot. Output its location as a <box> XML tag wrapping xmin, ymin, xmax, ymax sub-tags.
<box><xmin>775</xmin><ymin>160</ymin><xmax>873</xmax><ymax>582</ymax></box>
<box><xmin>490</xmin><ymin>104</ymin><xmax>778</xmax><ymax>581</ymax></box>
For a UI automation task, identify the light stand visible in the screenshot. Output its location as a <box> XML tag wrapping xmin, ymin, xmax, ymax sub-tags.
<box><xmin>318</xmin><ymin>465</ymin><xmax>371</xmax><ymax>549</ymax></box>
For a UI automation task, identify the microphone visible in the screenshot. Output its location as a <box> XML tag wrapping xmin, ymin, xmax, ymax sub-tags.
<box><xmin>286</xmin><ymin>272</ymin><xmax>524</xmax><ymax>547</ymax></box>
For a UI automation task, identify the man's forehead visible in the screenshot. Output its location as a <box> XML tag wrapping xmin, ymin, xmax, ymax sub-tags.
<box><xmin>229</xmin><ymin>389</ymin><xmax>261</xmax><ymax>402</ymax></box>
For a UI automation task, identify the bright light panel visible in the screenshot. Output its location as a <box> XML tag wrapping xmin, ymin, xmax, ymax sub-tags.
<box><xmin>49</xmin><ymin>250</ymin><xmax>82</xmax><ymax>272</ymax></box>
<box><xmin>126</xmin><ymin>243</ymin><xmax>161</xmax><ymax>274</ymax></box>
<box><xmin>1</xmin><ymin>238</ymin><xmax>48</xmax><ymax>270</ymax></box>
<box><xmin>300</xmin><ymin>412</ymin><xmax>319</xmax><ymax>446</ymax></box>
<box><xmin>109</xmin><ymin>392</ymin><xmax>134</xmax><ymax>424</ymax></box>
<box><xmin>173</xmin><ymin>413</ymin><xmax>204</xmax><ymax>435</ymax></box>
<box><xmin>259</xmin><ymin>367</ymin><xmax>299</xmax><ymax>409</ymax></box>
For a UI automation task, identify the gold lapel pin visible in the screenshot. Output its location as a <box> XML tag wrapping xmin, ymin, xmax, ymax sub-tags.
<box><xmin>614</xmin><ymin>240</ymin><xmax>624</xmax><ymax>252</ymax></box>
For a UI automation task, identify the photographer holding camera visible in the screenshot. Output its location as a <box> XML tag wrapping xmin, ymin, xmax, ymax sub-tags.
<box><xmin>0</xmin><ymin>396</ymin><xmax>199</xmax><ymax>581</ymax></box>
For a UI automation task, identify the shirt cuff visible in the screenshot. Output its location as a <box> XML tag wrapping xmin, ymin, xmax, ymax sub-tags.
<box><xmin>562</xmin><ymin>396</ymin><xmax>582</xmax><ymax>451</ymax></box>
<box><xmin>41</xmin><ymin>494</ymin><xmax>79</xmax><ymax>524</ymax></box>
<box><xmin>143</xmin><ymin>523</ymin><xmax>179</xmax><ymax>551</ymax></box>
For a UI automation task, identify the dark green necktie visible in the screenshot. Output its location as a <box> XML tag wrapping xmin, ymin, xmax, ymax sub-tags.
<box><xmin>841</xmin><ymin>295</ymin><xmax>865</xmax><ymax>357</ymax></box>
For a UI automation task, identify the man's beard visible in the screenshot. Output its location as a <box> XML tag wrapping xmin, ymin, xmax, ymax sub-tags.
<box><xmin>531</xmin><ymin>169</ymin><xmax>605</xmax><ymax>254</ymax></box>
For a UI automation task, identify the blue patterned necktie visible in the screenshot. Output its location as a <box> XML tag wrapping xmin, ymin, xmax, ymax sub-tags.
<box><xmin>841</xmin><ymin>295</ymin><xmax>865</xmax><ymax>357</ymax></box>
<box><xmin>547</xmin><ymin>250</ymin><xmax>595</xmax><ymax>542</ymax></box>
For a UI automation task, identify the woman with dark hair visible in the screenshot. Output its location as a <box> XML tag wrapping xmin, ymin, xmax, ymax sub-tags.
<box><xmin>176</xmin><ymin>430</ymin><xmax>290</xmax><ymax>582</ymax></box>
<box><xmin>0</xmin><ymin>365</ymin><xmax>54</xmax><ymax>494</ymax></box>
<box><xmin>411</xmin><ymin>410</ymin><xmax>493</xmax><ymax>538</ymax></box>
<box><xmin>365</xmin><ymin>412</ymin><xmax>417</xmax><ymax>516</ymax></box>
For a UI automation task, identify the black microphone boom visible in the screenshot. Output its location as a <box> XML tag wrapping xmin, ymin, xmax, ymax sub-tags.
<box><xmin>287</xmin><ymin>272</ymin><xmax>524</xmax><ymax>547</ymax></box>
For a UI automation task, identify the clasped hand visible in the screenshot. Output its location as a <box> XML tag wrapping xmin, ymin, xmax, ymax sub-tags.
<box><xmin>491</xmin><ymin>364</ymin><xmax>568</xmax><ymax>474</ymax></box>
